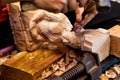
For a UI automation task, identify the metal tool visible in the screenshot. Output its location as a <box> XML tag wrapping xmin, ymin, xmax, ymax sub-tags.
<box><xmin>48</xmin><ymin>53</ymin><xmax>120</xmax><ymax>80</ymax></box>
<box><xmin>48</xmin><ymin>52</ymin><xmax>102</xmax><ymax>80</ymax></box>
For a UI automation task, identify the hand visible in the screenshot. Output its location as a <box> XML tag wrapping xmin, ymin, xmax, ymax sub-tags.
<box><xmin>74</xmin><ymin>0</ymin><xmax>98</xmax><ymax>33</ymax></box>
<box><xmin>33</xmin><ymin>0</ymin><xmax>98</xmax><ymax>33</ymax></box>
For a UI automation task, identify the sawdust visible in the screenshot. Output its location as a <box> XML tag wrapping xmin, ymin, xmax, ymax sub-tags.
<box><xmin>0</xmin><ymin>50</ymin><xmax>18</xmax><ymax>65</ymax></box>
<box><xmin>38</xmin><ymin>50</ymin><xmax>79</xmax><ymax>80</ymax></box>
<box><xmin>100</xmin><ymin>64</ymin><xmax>120</xmax><ymax>80</ymax></box>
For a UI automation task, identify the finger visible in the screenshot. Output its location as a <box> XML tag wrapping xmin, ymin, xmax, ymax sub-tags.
<box><xmin>74</xmin><ymin>22</ymin><xmax>82</xmax><ymax>32</ymax></box>
<box><xmin>74</xmin><ymin>7</ymin><xmax>98</xmax><ymax>32</ymax></box>
<box><xmin>78</xmin><ymin>8</ymin><xmax>98</xmax><ymax>27</ymax></box>
<box><xmin>77</xmin><ymin>0</ymin><xmax>88</xmax><ymax>7</ymax></box>
<box><xmin>74</xmin><ymin>22</ymin><xmax>78</xmax><ymax>32</ymax></box>
<box><xmin>45</xmin><ymin>0</ymin><xmax>64</xmax><ymax>13</ymax></box>
<box><xmin>75</xmin><ymin>7</ymin><xmax>84</xmax><ymax>22</ymax></box>
<box><xmin>68</xmin><ymin>0</ymin><xmax>79</xmax><ymax>11</ymax></box>
<box><xmin>51</xmin><ymin>0</ymin><xmax>68</xmax><ymax>13</ymax></box>
<box><xmin>34</xmin><ymin>0</ymin><xmax>66</xmax><ymax>13</ymax></box>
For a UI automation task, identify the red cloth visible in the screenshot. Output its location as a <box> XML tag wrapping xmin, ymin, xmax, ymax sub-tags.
<box><xmin>0</xmin><ymin>0</ymin><xmax>1</xmax><ymax>5</ymax></box>
<box><xmin>0</xmin><ymin>6</ymin><xmax>8</xmax><ymax>22</ymax></box>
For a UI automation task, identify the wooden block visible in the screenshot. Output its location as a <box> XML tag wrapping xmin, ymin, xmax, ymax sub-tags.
<box><xmin>0</xmin><ymin>49</ymin><xmax>64</xmax><ymax>80</ymax></box>
<box><xmin>81</xmin><ymin>28</ymin><xmax>110</xmax><ymax>62</ymax></box>
<box><xmin>109</xmin><ymin>25</ymin><xmax>120</xmax><ymax>57</ymax></box>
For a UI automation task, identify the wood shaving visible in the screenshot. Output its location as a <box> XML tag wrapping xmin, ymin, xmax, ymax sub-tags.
<box><xmin>105</xmin><ymin>70</ymin><xmax>117</xmax><ymax>78</ymax></box>
<box><xmin>101</xmin><ymin>64</ymin><xmax>120</xmax><ymax>79</ymax></box>
<box><xmin>66</xmin><ymin>59</ymin><xmax>77</xmax><ymax>71</ymax></box>
<box><xmin>51</xmin><ymin>63</ymin><xmax>59</xmax><ymax>71</ymax></box>
<box><xmin>38</xmin><ymin>53</ymin><xmax>78</xmax><ymax>80</ymax></box>
<box><xmin>54</xmin><ymin>70</ymin><xmax>64</xmax><ymax>76</ymax></box>
<box><xmin>0</xmin><ymin>50</ymin><xmax>18</xmax><ymax>65</ymax></box>
<box><xmin>0</xmin><ymin>56</ymin><xmax>9</xmax><ymax>65</ymax></box>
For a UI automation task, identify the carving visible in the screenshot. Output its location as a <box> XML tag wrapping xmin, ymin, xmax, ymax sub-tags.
<box><xmin>8</xmin><ymin>2</ymin><xmax>110</xmax><ymax>62</ymax></box>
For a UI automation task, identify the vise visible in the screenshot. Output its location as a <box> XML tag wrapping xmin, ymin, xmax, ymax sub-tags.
<box><xmin>48</xmin><ymin>53</ymin><xmax>120</xmax><ymax>80</ymax></box>
<box><xmin>48</xmin><ymin>51</ymin><xmax>102</xmax><ymax>80</ymax></box>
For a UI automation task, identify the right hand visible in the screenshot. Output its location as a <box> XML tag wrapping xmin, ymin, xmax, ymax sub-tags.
<box><xmin>34</xmin><ymin>0</ymin><xmax>79</xmax><ymax>13</ymax></box>
<box><xmin>74</xmin><ymin>0</ymin><xmax>98</xmax><ymax>33</ymax></box>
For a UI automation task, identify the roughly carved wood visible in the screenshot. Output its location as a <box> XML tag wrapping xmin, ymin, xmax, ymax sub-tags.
<box><xmin>8</xmin><ymin>2</ymin><xmax>74</xmax><ymax>52</ymax></box>
<box><xmin>109</xmin><ymin>25</ymin><xmax>120</xmax><ymax>57</ymax></box>
<box><xmin>81</xmin><ymin>28</ymin><xmax>110</xmax><ymax>62</ymax></box>
<box><xmin>8</xmin><ymin>2</ymin><xmax>27</xmax><ymax>51</ymax></box>
<box><xmin>0</xmin><ymin>49</ymin><xmax>64</xmax><ymax>80</ymax></box>
<box><xmin>8</xmin><ymin>2</ymin><xmax>110</xmax><ymax>62</ymax></box>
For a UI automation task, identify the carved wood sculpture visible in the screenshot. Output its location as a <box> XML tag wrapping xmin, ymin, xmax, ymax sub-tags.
<box><xmin>109</xmin><ymin>25</ymin><xmax>120</xmax><ymax>57</ymax></box>
<box><xmin>1</xmin><ymin>49</ymin><xmax>65</xmax><ymax>80</ymax></box>
<box><xmin>8</xmin><ymin>2</ymin><xmax>110</xmax><ymax>61</ymax></box>
<box><xmin>1</xmin><ymin>2</ymin><xmax>111</xmax><ymax>80</ymax></box>
<box><xmin>8</xmin><ymin>2</ymin><xmax>74</xmax><ymax>52</ymax></box>
<box><xmin>19</xmin><ymin>2</ymin><xmax>109</xmax><ymax>62</ymax></box>
<box><xmin>2</xmin><ymin>2</ymin><xmax>66</xmax><ymax>80</ymax></box>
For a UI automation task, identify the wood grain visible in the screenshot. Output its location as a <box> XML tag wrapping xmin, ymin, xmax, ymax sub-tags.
<box><xmin>109</xmin><ymin>25</ymin><xmax>120</xmax><ymax>57</ymax></box>
<box><xmin>1</xmin><ymin>49</ymin><xmax>64</xmax><ymax>80</ymax></box>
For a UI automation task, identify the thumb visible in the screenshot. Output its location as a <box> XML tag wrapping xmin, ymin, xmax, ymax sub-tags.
<box><xmin>75</xmin><ymin>7</ymin><xmax>84</xmax><ymax>22</ymax></box>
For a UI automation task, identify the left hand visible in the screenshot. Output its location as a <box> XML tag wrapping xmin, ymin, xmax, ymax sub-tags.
<box><xmin>74</xmin><ymin>0</ymin><xmax>98</xmax><ymax>33</ymax></box>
